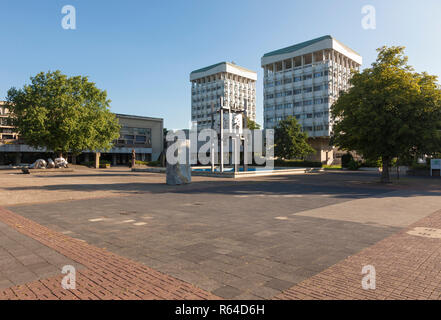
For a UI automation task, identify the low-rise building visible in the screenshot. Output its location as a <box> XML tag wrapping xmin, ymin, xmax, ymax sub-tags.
<box><xmin>0</xmin><ymin>101</ymin><xmax>18</xmax><ymax>142</ymax></box>
<box><xmin>0</xmin><ymin>102</ymin><xmax>163</xmax><ymax>165</ymax></box>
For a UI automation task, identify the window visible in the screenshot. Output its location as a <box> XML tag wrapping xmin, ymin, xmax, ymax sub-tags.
<box><xmin>303</xmin><ymin>87</ymin><xmax>312</xmax><ymax>93</ymax></box>
<box><xmin>294</xmin><ymin>76</ymin><xmax>302</xmax><ymax>82</ymax></box>
<box><xmin>315</xmin><ymin>125</ymin><xmax>324</xmax><ymax>131</ymax></box>
<box><xmin>306</xmin><ymin>113</ymin><xmax>313</xmax><ymax>118</ymax></box>
<box><xmin>275</xmin><ymin>80</ymin><xmax>282</xmax><ymax>86</ymax></box>
<box><xmin>314</xmin><ymin>72</ymin><xmax>323</xmax><ymax>78</ymax></box>
<box><xmin>285</xmin><ymin>90</ymin><xmax>292</xmax><ymax>96</ymax></box>
<box><xmin>293</xmin><ymin>89</ymin><xmax>302</xmax><ymax>95</ymax></box>
<box><xmin>314</xmin><ymin>85</ymin><xmax>322</xmax><ymax>91</ymax></box>
<box><xmin>284</xmin><ymin>78</ymin><xmax>292</xmax><ymax>84</ymax></box>
<box><xmin>303</xmin><ymin>100</ymin><xmax>313</xmax><ymax>106</ymax></box>
<box><xmin>303</xmin><ymin>74</ymin><xmax>312</xmax><ymax>80</ymax></box>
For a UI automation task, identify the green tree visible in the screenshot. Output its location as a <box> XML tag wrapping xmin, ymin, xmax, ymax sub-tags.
<box><xmin>6</xmin><ymin>71</ymin><xmax>120</xmax><ymax>157</ymax></box>
<box><xmin>331</xmin><ymin>46</ymin><xmax>441</xmax><ymax>183</ymax></box>
<box><xmin>274</xmin><ymin>116</ymin><xmax>315</xmax><ymax>159</ymax></box>
<box><xmin>246</xmin><ymin>118</ymin><xmax>261</xmax><ymax>130</ymax></box>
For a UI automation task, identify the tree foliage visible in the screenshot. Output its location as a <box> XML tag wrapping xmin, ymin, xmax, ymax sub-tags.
<box><xmin>6</xmin><ymin>71</ymin><xmax>121</xmax><ymax>156</ymax></box>
<box><xmin>274</xmin><ymin>116</ymin><xmax>315</xmax><ymax>160</ymax></box>
<box><xmin>246</xmin><ymin>118</ymin><xmax>261</xmax><ymax>130</ymax></box>
<box><xmin>331</xmin><ymin>46</ymin><xmax>441</xmax><ymax>182</ymax></box>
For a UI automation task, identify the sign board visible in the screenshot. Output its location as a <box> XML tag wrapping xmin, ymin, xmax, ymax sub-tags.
<box><xmin>430</xmin><ymin>159</ymin><xmax>441</xmax><ymax>176</ymax></box>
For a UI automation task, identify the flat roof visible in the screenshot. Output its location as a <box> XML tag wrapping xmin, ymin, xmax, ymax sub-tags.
<box><xmin>115</xmin><ymin>113</ymin><xmax>163</xmax><ymax>122</ymax></box>
<box><xmin>262</xmin><ymin>35</ymin><xmax>361</xmax><ymax>58</ymax></box>
<box><xmin>190</xmin><ymin>61</ymin><xmax>256</xmax><ymax>75</ymax></box>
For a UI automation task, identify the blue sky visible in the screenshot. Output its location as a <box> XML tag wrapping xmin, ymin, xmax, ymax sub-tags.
<box><xmin>1</xmin><ymin>0</ymin><xmax>440</xmax><ymax>129</ymax></box>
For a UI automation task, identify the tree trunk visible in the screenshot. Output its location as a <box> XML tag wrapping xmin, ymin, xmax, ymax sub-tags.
<box><xmin>381</xmin><ymin>157</ymin><xmax>391</xmax><ymax>183</ymax></box>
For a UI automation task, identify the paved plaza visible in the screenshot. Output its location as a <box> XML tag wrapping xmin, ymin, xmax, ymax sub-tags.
<box><xmin>0</xmin><ymin>167</ymin><xmax>440</xmax><ymax>299</ymax></box>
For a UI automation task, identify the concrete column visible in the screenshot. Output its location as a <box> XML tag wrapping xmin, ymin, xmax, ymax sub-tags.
<box><xmin>131</xmin><ymin>149</ymin><xmax>136</xmax><ymax>167</ymax></box>
<box><xmin>95</xmin><ymin>152</ymin><xmax>100</xmax><ymax>169</ymax></box>
<box><xmin>14</xmin><ymin>152</ymin><xmax>21</xmax><ymax>165</ymax></box>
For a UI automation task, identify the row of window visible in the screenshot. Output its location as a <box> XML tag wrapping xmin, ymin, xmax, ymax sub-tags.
<box><xmin>193</xmin><ymin>94</ymin><xmax>255</xmax><ymax>104</ymax></box>
<box><xmin>265</xmin><ymin>98</ymin><xmax>330</xmax><ymax>110</ymax></box>
<box><xmin>265</xmin><ymin>71</ymin><xmax>329</xmax><ymax>87</ymax></box>
<box><xmin>192</xmin><ymin>84</ymin><xmax>255</xmax><ymax>95</ymax></box>
<box><xmin>267</xmin><ymin>111</ymin><xmax>329</xmax><ymax>120</ymax></box>
<box><xmin>265</xmin><ymin>120</ymin><xmax>330</xmax><ymax>132</ymax></box>
<box><xmin>266</xmin><ymin>84</ymin><xmax>329</xmax><ymax>99</ymax></box>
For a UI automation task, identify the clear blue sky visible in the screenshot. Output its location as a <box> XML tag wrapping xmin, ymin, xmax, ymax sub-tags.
<box><xmin>1</xmin><ymin>0</ymin><xmax>440</xmax><ymax>129</ymax></box>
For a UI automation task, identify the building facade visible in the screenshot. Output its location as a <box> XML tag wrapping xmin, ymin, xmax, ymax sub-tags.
<box><xmin>0</xmin><ymin>101</ymin><xmax>18</xmax><ymax>142</ymax></box>
<box><xmin>103</xmin><ymin>113</ymin><xmax>163</xmax><ymax>164</ymax></box>
<box><xmin>261</xmin><ymin>35</ymin><xmax>362</xmax><ymax>163</ymax></box>
<box><xmin>190</xmin><ymin>62</ymin><xmax>257</xmax><ymax>130</ymax></box>
<box><xmin>0</xmin><ymin>105</ymin><xmax>163</xmax><ymax>165</ymax></box>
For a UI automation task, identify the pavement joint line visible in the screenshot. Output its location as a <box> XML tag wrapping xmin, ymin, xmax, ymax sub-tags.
<box><xmin>0</xmin><ymin>206</ymin><xmax>220</xmax><ymax>300</ymax></box>
<box><xmin>275</xmin><ymin>209</ymin><xmax>441</xmax><ymax>300</ymax></box>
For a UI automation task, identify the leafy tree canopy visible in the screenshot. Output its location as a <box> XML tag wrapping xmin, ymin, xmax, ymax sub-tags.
<box><xmin>331</xmin><ymin>46</ymin><xmax>441</xmax><ymax>182</ymax></box>
<box><xmin>6</xmin><ymin>70</ymin><xmax>121</xmax><ymax>156</ymax></box>
<box><xmin>274</xmin><ymin>116</ymin><xmax>315</xmax><ymax>160</ymax></box>
<box><xmin>246</xmin><ymin>118</ymin><xmax>261</xmax><ymax>130</ymax></box>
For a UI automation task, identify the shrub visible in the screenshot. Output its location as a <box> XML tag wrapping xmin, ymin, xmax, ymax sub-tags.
<box><xmin>341</xmin><ymin>153</ymin><xmax>354</xmax><ymax>168</ymax></box>
<box><xmin>362</xmin><ymin>158</ymin><xmax>381</xmax><ymax>168</ymax></box>
<box><xmin>82</xmin><ymin>160</ymin><xmax>111</xmax><ymax>167</ymax></box>
<box><xmin>347</xmin><ymin>159</ymin><xmax>361</xmax><ymax>170</ymax></box>
<box><xmin>274</xmin><ymin>159</ymin><xmax>322</xmax><ymax>168</ymax></box>
<box><xmin>135</xmin><ymin>160</ymin><xmax>161</xmax><ymax>167</ymax></box>
<box><xmin>410</xmin><ymin>163</ymin><xmax>429</xmax><ymax>170</ymax></box>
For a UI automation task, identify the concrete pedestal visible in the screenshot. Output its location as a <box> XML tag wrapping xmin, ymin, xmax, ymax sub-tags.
<box><xmin>95</xmin><ymin>152</ymin><xmax>100</xmax><ymax>169</ymax></box>
<box><xmin>166</xmin><ymin>138</ymin><xmax>191</xmax><ymax>185</ymax></box>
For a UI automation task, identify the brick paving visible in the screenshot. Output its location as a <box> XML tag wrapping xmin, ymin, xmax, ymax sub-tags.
<box><xmin>0</xmin><ymin>220</ymin><xmax>83</xmax><ymax>289</ymax></box>
<box><xmin>8</xmin><ymin>182</ymin><xmax>401</xmax><ymax>299</ymax></box>
<box><xmin>276</xmin><ymin>209</ymin><xmax>441</xmax><ymax>300</ymax></box>
<box><xmin>0</xmin><ymin>207</ymin><xmax>219</xmax><ymax>300</ymax></box>
<box><xmin>0</xmin><ymin>170</ymin><xmax>440</xmax><ymax>300</ymax></box>
<box><xmin>2</xmin><ymin>206</ymin><xmax>441</xmax><ymax>300</ymax></box>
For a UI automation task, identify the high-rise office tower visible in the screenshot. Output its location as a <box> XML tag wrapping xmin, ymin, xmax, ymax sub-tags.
<box><xmin>261</xmin><ymin>35</ymin><xmax>362</xmax><ymax>163</ymax></box>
